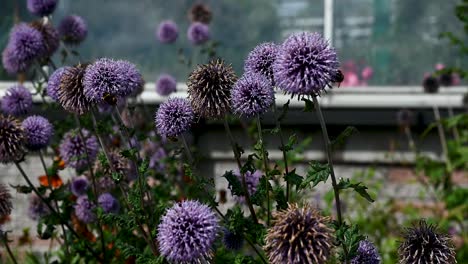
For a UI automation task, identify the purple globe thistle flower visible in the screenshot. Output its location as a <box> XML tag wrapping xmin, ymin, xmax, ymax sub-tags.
<box><xmin>157</xmin><ymin>200</ymin><xmax>219</xmax><ymax>263</ymax></box>
<box><xmin>59</xmin><ymin>129</ymin><xmax>98</xmax><ymax>170</ymax></box>
<box><xmin>28</xmin><ymin>194</ymin><xmax>50</xmax><ymax>220</ymax></box>
<box><xmin>351</xmin><ymin>240</ymin><xmax>381</xmax><ymax>264</ymax></box>
<box><xmin>47</xmin><ymin>66</ymin><xmax>70</xmax><ymax>101</ymax></box>
<box><xmin>187</xmin><ymin>22</ymin><xmax>210</xmax><ymax>45</ymax></box>
<box><xmin>265</xmin><ymin>203</ymin><xmax>334</xmax><ymax>264</ymax></box>
<box><xmin>273</xmin><ymin>32</ymin><xmax>340</xmax><ymax>97</ymax></box>
<box><xmin>59</xmin><ymin>15</ymin><xmax>88</xmax><ymax>45</ymax></box>
<box><xmin>98</xmin><ymin>193</ymin><xmax>120</xmax><ymax>214</ymax></box>
<box><xmin>98</xmin><ymin>176</ymin><xmax>116</xmax><ymax>192</ymax></box>
<box><xmin>0</xmin><ymin>115</ymin><xmax>25</xmax><ymax>164</ymax></box>
<box><xmin>423</xmin><ymin>75</ymin><xmax>440</xmax><ymax>94</ymax></box>
<box><xmin>74</xmin><ymin>195</ymin><xmax>96</xmax><ymax>223</ymax></box>
<box><xmin>244</xmin><ymin>42</ymin><xmax>279</xmax><ymax>85</ymax></box>
<box><xmin>83</xmin><ymin>58</ymin><xmax>142</xmax><ymax>103</ymax></box>
<box><xmin>223</xmin><ymin>228</ymin><xmax>244</xmax><ymax>250</ymax></box>
<box><xmin>156</xmin><ymin>21</ymin><xmax>179</xmax><ymax>44</ymax></box>
<box><xmin>189</xmin><ymin>3</ymin><xmax>213</xmax><ymax>24</ymax></box>
<box><xmin>231</xmin><ymin>169</ymin><xmax>261</xmax><ymax>203</ymax></box>
<box><xmin>30</xmin><ymin>21</ymin><xmax>59</xmax><ymax>58</ymax></box>
<box><xmin>70</xmin><ymin>176</ymin><xmax>89</xmax><ymax>196</ymax></box>
<box><xmin>93</xmin><ymin>150</ymin><xmax>129</xmax><ymax>178</ymax></box>
<box><xmin>21</xmin><ymin>115</ymin><xmax>53</xmax><ymax>151</ymax></box>
<box><xmin>0</xmin><ymin>183</ymin><xmax>13</xmax><ymax>217</ymax></box>
<box><xmin>231</xmin><ymin>73</ymin><xmax>275</xmax><ymax>117</ymax></box>
<box><xmin>2</xmin><ymin>46</ymin><xmax>28</xmax><ymax>75</ymax></box>
<box><xmin>1</xmin><ymin>85</ymin><xmax>33</xmax><ymax>116</ymax></box>
<box><xmin>398</xmin><ymin>220</ymin><xmax>456</xmax><ymax>264</ymax></box>
<box><xmin>27</xmin><ymin>0</ymin><xmax>58</xmax><ymax>17</ymax></box>
<box><xmin>156</xmin><ymin>74</ymin><xmax>177</xmax><ymax>96</ymax></box>
<box><xmin>155</xmin><ymin>98</ymin><xmax>194</xmax><ymax>138</ymax></box>
<box><xmin>4</xmin><ymin>23</ymin><xmax>46</xmax><ymax>69</ymax></box>
<box><xmin>57</xmin><ymin>64</ymin><xmax>92</xmax><ymax>115</ymax></box>
<box><xmin>187</xmin><ymin>59</ymin><xmax>237</xmax><ymax>119</ymax></box>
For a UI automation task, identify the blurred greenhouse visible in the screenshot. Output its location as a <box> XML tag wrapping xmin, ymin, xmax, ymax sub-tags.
<box><xmin>0</xmin><ymin>0</ymin><xmax>467</xmax><ymax>264</ymax></box>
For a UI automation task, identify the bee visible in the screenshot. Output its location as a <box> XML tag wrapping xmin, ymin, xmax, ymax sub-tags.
<box><xmin>331</xmin><ymin>70</ymin><xmax>344</xmax><ymax>87</ymax></box>
<box><xmin>103</xmin><ymin>92</ymin><xmax>118</xmax><ymax>105</ymax></box>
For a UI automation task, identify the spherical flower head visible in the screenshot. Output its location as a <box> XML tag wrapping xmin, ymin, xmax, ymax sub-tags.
<box><xmin>28</xmin><ymin>194</ymin><xmax>50</xmax><ymax>220</ymax></box>
<box><xmin>244</xmin><ymin>42</ymin><xmax>279</xmax><ymax>85</ymax></box>
<box><xmin>0</xmin><ymin>183</ymin><xmax>13</xmax><ymax>217</ymax></box>
<box><xmin>93</xmin><ymin>150</ymin><xmax>129</xmax><ymax>178</ymax></box>
<box><xmin>74</xmin><ymin>195</ymin><xmax>96</xmax><ymax>223</ymax></box>
<box><xmin>58</xmin><ymin>64</ymin><xmax>92</xmax><ymax>115</ymax></box>
<box><xmin>351</xmin><ymin>240</ymin><xmax>381</xmax><ymax>264</ymax></box>
<box><xmin>273</xmin><ymin>32</ymin><xmax>340</xmax><ymax>97</ymax></box>
<box><xmin>187</xmin><ymin>22</ymin><xmax>210</xmax><ymax>45</ymax></box>
<box><xmin>265</xmin><ymin>203</ymin><xmax>334</xmax><ymax>264</ymax></box>
<box><xmin>187</xmin><ymin>59</ymin><xmax>237</xmax><ymax>119</ymax></box>
<box><xmin>156</xmin><ymin>20</ymin><xmax>179</xmax><ymax>44</ymax></box>
<box><xmin>98</xmin><ymin>176</ymin><xmax>116</xmax><ymax>192</ymax></box>
<box><xmin>156</xmin><ymin>74</ymin><xmax>177</xmax><ymax>96</ymax></box>
<box><xmin>71</xmin><ymin>176</ymin><xmax>89</xmax><ymax>196</ymax></box>
<box><xmin>47</xmin><ymin>66</ymin><xmax>70</xmax><ymax>101</ymax></box>
<box><xmin>21</xmin><ymin>115</ymin><xmax>53</xmax><ymax>151</ymax></box>
<box><xmin>98</xmin><ymin>193</ymin><xmax>120</xmax><ymax>214</ymax></box>
<box><xmin>423</xmin><ymin>75</ymin><xmax>439</xmax><ymax>94</ymax></box>
<box><xmin>189</xmin><ymin>3</ymin><xmax>212</xmax><ymax>24</ymax></box>
<box><xmin>223</xmin><ymin>228</ymin><xmax>244</xmax><ymax>250</ymax></box>
<box><xmin>6</xmin><ymin>23</ymin><xmax>46</xmax><ymax>67</ymax></box>
<box><xmin>231</xmin><ymin>169</ymin><xmax>261</xmax><ymax>203</ymax></box>
<box><xmin>1</xmin><ymin>85</ymin><xmax>33</xmax><ymax>116</ymax></box>
<box><xmin>398</xmin><ymin>220</ymin><xmax>456</xmax><ymax>264</ymax></box>
<box><xmin>157</xmin><ymin>200</ymin><xmax>219</xmax><ymax>263</ymax></box>
<box><xmin>2</xmin><ymin>46</ymin><xmax>29</xmax><ymax>75</ymax></box>
<box><xmin>30</xmin><ymin>21</ymin><xmax>59</xmax><ymax>59</ymax></box>
<box><xmin>59</xmin><ymin>15</ymin><xmax>88</xmax><ymax>45</ymax></box>
<box><xmin>155</xmin><ymin>97</ymin><xmax>194</xmax><ymax>138</ymax></box>
<box><xmin>0</xmin><ymin>115</ymin><xmax>26</xmax><ymax>164</ymax></box>
<box><xmin>83</xmin><ymin>58</ymin><xmax>142</xmax><ymax>103</ymax></box>
<box><xmin>231</xmin><ymin>73</ymin><xmax>275</xmax><ymax>117</ymax></box>
<box><xmin>27</xmin><ymin>0</ymin><xmax>58</xmax><ymax>16</ymax></box>
<box><xmin>59</xmin><ymin>129</ymin><xmax>98</xmax><ymax>170</ymax></box>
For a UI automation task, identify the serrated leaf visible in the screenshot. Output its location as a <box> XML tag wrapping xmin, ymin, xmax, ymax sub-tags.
<box><xmin>300</xmin><ymin>162</ymin><xmax>330</xmax><ymax>189</ymax></box>
<box><xmin>283</xmin><ymin>169</ymin><xmax>303</xmax><ymax>187</ymax></box>
<box><xmin>273</xmin><ymin>186</ymin><xmax>288</xmax><ymax>210</ymax></box>
<box><xmin>279</xmin><ymin>134</ymin><xmax>297</xmax><ymax>152</ymax></box>
<box><xmin>331</xmin><ymin>126</ymin><xmax>358</xmax><ymax>149</ymax></box>
<box><xmin>10</xmin><ymin>184</ymin><xmax>33</xmax><ymax>194</ymax></box>
<box><xmin>120</xmin><ymin>148</ymin><xmax>138</xmax><ymax>160</ymax></box>
<box><xmin>250</xmin><ymin>176</ymin><xmax>270</xmax><ymax>206</ymax></box>
<box><xmin>224</xmin><ymin>170</ymin><xmax>244</xmax><ymax>197</ymax></box>
<box><xmin>337</xmin><ymin>179</ymin><xmax>375</xmax><ymax>203</ymax></box>
<box><xmin>302</xmin><ymin>98</ymin><xmax>315</xmax><ymax>112</ymax></box>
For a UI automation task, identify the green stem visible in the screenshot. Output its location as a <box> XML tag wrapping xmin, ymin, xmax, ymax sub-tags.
<box><xmin>312</xmin><ymin>96</ymin><xmax>348</xmax><ymax>262</ymax></box>
<box><xmin>256</xmin><ymin>115</ymin><xmax>271</xmax><ymax>226</ymax></box>
<box><xmin>432</xmin><ymin>105</ymin><xmax>453</xmax><ymax>193</ymax></box>
<box><xmin>180</xmin><ymin>133</ymin><xmax>194</xmax><ymax>165</ymax></box>
<box><xmin>272</xmin><ymin>104</ymin><xmax>290</xmax><ymax>201</ymax></box>
<box><xmin>223</xmin><ymin>117</ymin><xmax>259</xmax><ymax>224</ymax></box>
<box><xmin>1</xmin><ymin>233</ymin><xmax>18</xmax><ymax>264</ymax></box>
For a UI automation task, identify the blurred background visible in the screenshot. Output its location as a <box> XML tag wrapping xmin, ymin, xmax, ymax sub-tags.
<box><xmin>1</xmin><ymin>0</ymin><xmax>467</xmax><ymax>85</ymax></box>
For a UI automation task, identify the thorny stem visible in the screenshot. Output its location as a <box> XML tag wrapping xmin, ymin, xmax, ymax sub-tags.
<box><xmin>256</xmin><ymin>115</ymin><xmax>271</xmax><ymax>226</ymax></box>
<box><xmin>1</xmin><ymin>233</ymin><xmax>18</xmax><ymax>264</ymax></box>
<box><xmin>38</xmin><ymin>150</ymin><xmax>70</xmax><ymax>257</ymax></box>
<box><xmin>223</xmin><ymin>117</ymin><xmax>259</xmax><ymax>224</ymax></box>
<box><xmin>311</xmin><ymin>96</ymin><xmax>349</xmax><ymax>262</ymax></box>
<box><xmin>14</xmin><ymin>162</ymin><xmax>104</xmax><ymax>262</ymax></box>
<box><xmin>272</xmin><ymin>104</ymin><xmax>290</xmax><ymax>201</ymax></box>
<box><xmin>73</xmin><ymin>114</ymin><xmax>107</xmax><ymax>259</ymax></box>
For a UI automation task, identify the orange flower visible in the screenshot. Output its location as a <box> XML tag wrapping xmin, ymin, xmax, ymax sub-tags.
<box><xmin>39</xmin><ymin>174</ymin><xmax>63</xmax><ymax>188</ymax></box>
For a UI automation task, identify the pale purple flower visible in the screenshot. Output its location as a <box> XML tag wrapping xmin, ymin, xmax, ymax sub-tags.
<box><xmin>1</xmin><ymin>85</ymin><xmax>33</xmax><ymax>116</ymax></box>
<box><xmin>74</xmin><ymin>196</ymin><xmax>96</xmax><ymax>223</ymax></box>
<box><xmin>59</xmin><ymin>129</ymin><xmax>98</xmax><ymax>170</ymax></box>
<box><xmin>21</xmin><ymin>115</ymin><xmax>53</xmax><ymax>151</ymax></box>
<box><xmin>187</xmin><ymin>22</ymin><xmax>210</xmax><ymax>45</ymax></box>
<box><xmin>156</xmin><ymin>74</ymin><xmax>177</xmax><ymax>96</ymax></box>
<box><xmin>231</xmin><ymin>170</ymin><xmax>262</xmax><ymax>203</ymax></box>
<box><xmin>157</xmin><ymin>200</ymin><xmax>219</xmax><ymax>263</ymax></box>
<box><xmin>98</xmin><ymin>193</ymin><xmax>120</xmax><ymax>214</ymax></box>
<box><xmin>157</xmin><ymin>21</ymin><xmax>179</xmax><ymax>44</ymax></box>
<box><xmin>231</xmin><ymin>73</ymin><xmax>274</xmax><ymax>117</ymax></box>
<box><xmin>27</xmin><ymin>0</ymin><xmax>58</xmax><ymax>16</ymax></box>
<box><xmin>71</xmin><ymin>176</ymin><xmax>89</xmax><ymax>196</ymax></box>
<box><xmin>244</xmin><ymin>42</ymin><xmax>278</xmax><ymax>84</ymax></box>
<box><xmin>351</xmin><ymin>240</ymin><xmax>381</xmax><ymax>264</ymax></box>
<box><xmin>273</xmin><ymin>32</ymin><xmax>340</xmax><ymax>97</ymax></box>
<box><xmin>30</xmin><ymin>21</ymin><xmax>59</xmax><ymax>59</ymax></box>
<box><xmin>28</xmin><ymin>194</ymin><xmax>50</xmax><ymax>220</ymax></box>
<box><xmin>47</xmin><ymin>66</ymin><xmax>70</xmax><ymax>101</ymax></box>
<box><xmin>155</xmin><ymin>98</ymin><xmax>194</xmax><ymax>138</ymax></box>
<box><xmin>59</xmin><ymin>15</ymin><xmax>88</xmax><ymax>45</ymax></box>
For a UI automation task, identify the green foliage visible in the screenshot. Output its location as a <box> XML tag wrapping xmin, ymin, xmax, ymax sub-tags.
<box><xmin>300</xmin><ymin>161</ymin><xmax>331</xmax><ymax>189</ymax></box>
<box><xmin>331</xmin><ymin>126</ymin><xmax>358</xmax><ymax>150</ymax></box>
<box><xmin>337</xmin><ymin>178</ymin><xmax>375</xmax><ymax>203</ymax></box>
